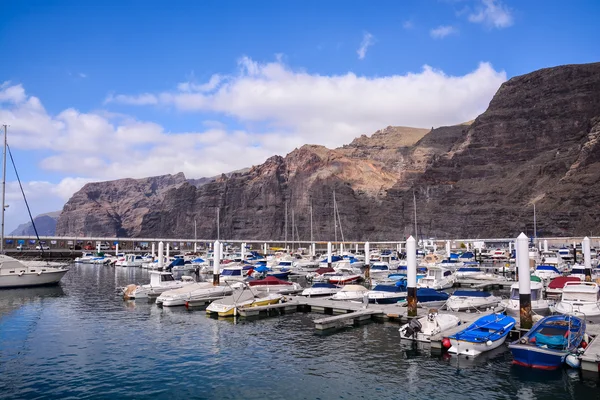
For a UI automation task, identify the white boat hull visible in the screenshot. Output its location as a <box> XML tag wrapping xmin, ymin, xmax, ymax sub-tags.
<box><xmin>399</xmin><ymin>313</ymin><xmax>461</xmax><ymax>342</ymax></box>
<box><xmin>0</xmin><ymin>269</ymin><xmax>68</xmax><ymax>288</ymax></box>
<box><xmin>446</xmin><ymin>296</ymin><xmax>502</xmax><ymax>312</ymax></box>
<box><xmin>447</xmin><ymin>335</ymin><xmax>508</xmax><ymax>357</ymax></box>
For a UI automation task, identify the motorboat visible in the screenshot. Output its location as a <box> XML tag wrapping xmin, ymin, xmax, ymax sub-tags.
<box><xmin>446</xmin><ymin>313</ymin><xmax>516</xmax><ymax>357</ymax></box>
<box><xmin>446</xmin><ymin>290</ymin><xmax>502</xmax><ymax>312</ymax></box>
<box><xmin>0</xmin><ymin>255</ymin><xmax>68</xmax><ymax>288</ymax></box>
<box><xmin>491</xmin><ymin>249</ymin><xmax>509</xmax><ymax>261</ymax></box>
<box><xmin>418</xmin><ymin>266</ymin><xmax>456</xmax><ymax>290</ymax></box>
<box><xmin>546</xmin><ymin>276</ymin><xmax>581</xmax><ymax>300</ymax></box>
<box><xmin>553</xmin><ymin>282</ymin><xmax>600</xmax><ymax>323</ymax></box>
<box><xmin>557</xmin><ymin>247</ymin><xmax>574</xmax><ymax>263</ymax></box>
<box><xmin>455</xmin><ymin>265</ymin><xmax>483</xmax><ymax>279</ymax></box>
<box><xmin>120</xmin><ymin>254</ymin><xmax>145</xmax><ymax>267</ymax></box>
<box><xmin>301</xmin><ymin>282</ymin><xmax>341</xmax><ymax>297</ymax></box>
<box><xmin>156</xmin><ymin>282</ymin><xmax>233</xmax><ymax>307</ymax></box>
<box><xmin>74</xmin><ymin>252</ymin><xmax>95</xmax><ymax>263</ymax></box>
<box><xmin>500</xmin><ymin>281</ymin><xmax>551</xmax><ymax>317</ymax></box>
<box><xmin>399</xmin><ymin>310</ymin><xmax>461</xmax><ymax>342</ymax></box>
<box><xmin>532</xmin><ymin>265</ymin><xmax>561</xmax><ymax>285</ymax></box>
<box><xmin>509</xmin><ymin>315</ymin><xmax>586</xmax><ymax>370</ymax></box>
<box><xmin>539</xmin><ymin>251</ymin><xmax>563</xmax><ymax>270</ymax></box>
<box><xmin>416</xmin><ymin>288</ymin><xmax>450</xmax><ymax>308</ymax></box>
<box><xmin>122</xmin><ymin>271</ymin><xmax>196</xmax><ymax>299</ymax></box>
<box><xmin>367</xmin><ymin>283</ymin><xmax>407</xmax><ymax>304</ymax></box>
<box><xmin>306</xmin><ymin>267</ymin><xmax>335</xmax><ymax>282</ymax></box>
<box><xmin>205</xmin><ymin>288</ymin><xmax>283</xmax><ymax>317</ymax></box>
<box><xmin>220</xmin><ymin>266</ymin><xmax>247</xmax><ymax>282</ymax></box>
<box><xmin>331</xmin><ymin>284</ymin><xmax>369</xmax><ymax>301</ymax></box>
<box><xmin>458</xmin><ymin>252</ymin><xmax>476</xmax><ymax>262</ymax></box>
<box><xmin>248</xmin><ymin>276</ymin><xmax>303</xmax><ymax>294</ymax></box>
<box><xmin>369</xmin><ymin>261</ymin><xmax>392</xmax><ymax>277</ymax></box>
<box><xmin>568</xmin><ymin>264</ymin><xmax>589</xmax><ymax>281</ymax></box>
<box><xmin>328</xmin><ymin>272</ymin><xmax>362</xmax><ymax>285</ymax></box>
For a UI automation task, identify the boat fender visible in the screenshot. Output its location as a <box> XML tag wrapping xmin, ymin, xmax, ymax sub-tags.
<box><xmin>486</xmin><ymin>340</ymin><xmax>493</xmax><ymax>347</ymax></box>
<box><xmin>441</xmin><ymin>338</ymin><xmax>451</xmax><ymax>349</ymax></box>
<box><xmin>581</xmin><ymin>341</ymin><xmax>588</xmax><ymax>349</ymax></box>
<box><xmin>565</xmin><ymin>354</ymin><xmax>581</xmax><ymax>369</ymax></box>
<box><xmin>38</xmin><ymin>271</ymin><xmax>43</xmax><ymax>276</ymax></box>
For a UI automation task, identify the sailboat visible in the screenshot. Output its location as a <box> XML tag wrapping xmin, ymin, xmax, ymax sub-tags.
<box><xmin>0</xmin><ymin>126</ymin><xmax>68</xmax><ymax>288</ymax></box>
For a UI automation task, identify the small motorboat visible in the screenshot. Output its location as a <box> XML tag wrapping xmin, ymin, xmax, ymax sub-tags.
<box><xmin>500</xmin><ymin>281</ymin><xmax>551</xmax><ymax>317</ymax></box>
<box><xmin>446</xmin><ymin>290</ymin><xmax>502</xmax><ymax>312</ymax></box>
<box><xmin>455</xmin><ymin>265</ymin><xmax>483</xmax><ymax>279</ymax></box>
<box><xmin>446</xmin><ymin>313</ymin><xmax>516</xmax><ymax>357</ymax></box>
<box><xmin>248</xmin><ymin>276</ymin><xmax>302</xmax><ymax>294</ymax></box>
<box><xmin>74</xmin><ymin>252</ymin><xmax>95</xmax><ymax>263</ymax></box>
<box><xmin>122</xmin><ymin>271</ymin><xmax>196</xmax><ymax>300</ymax></box>
<box><xmin>367</xmin><ymin>283</ymin><xmax>407</xmax><ymax>304</ymax></box>
<box><xmin>205</xmin><ymin>288</ymin><xmax>283</xmax><ymax>317</ymax></box>
<box><xmin>418</xmin><ymin>266</ymin><xmax>456</xmax><ymax>290</ymax></box>
<box><xmin>509</xmin><ymin>315</ymin><xmax>586</xmax><ymax>370</ymax></box>
<box><xmin>416</xmin><ymin>288</ymin><xmax>450</xmax><ymax>308</ymax></box>
<box><xmin>546</xmin><ymin>276</ymin><xmax>581</xmax><ymax>300</ymax></box>
<box><xmin>399</xmin><ymin>310</ymin><xmax>461</xmax><ymax>342</ymax></box>
<box><xmin>306</xmin><ymin>267</ymin><xmax>335</xmax><ymax>282</ymax></box>
<box><xmin>328</xmin><ymin>273</ymin><xmax>362</xmax><ymax>285</ymax></box>
<box><xmin>156</xmin><ymin>282</ymin><xmax>233</xmax><ymax>307</ymax></box>
<box><xmin>532</xmin><ymin>265</ymin><xmax>561</xmax><ymax>285</ymax></box>
<box><xmin>331</xmin><ymin>284</ymin><xmax>369</xmax><ymax>301</ymax></box>
<box><xmin>301</xmin><ymin>282</ymin><xmax>341</xmax><ymax>297</ymax></box>
<box><xmin>553</xmin><ymin>281</ymin><xmax>600</xmax><ymax>323</ymax></box>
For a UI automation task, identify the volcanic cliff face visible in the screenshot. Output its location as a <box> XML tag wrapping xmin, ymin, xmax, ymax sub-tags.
<box><xmin>56</xmin><ymin>62</ymin><xmax>600</xmax><ymax>239</ymax></box>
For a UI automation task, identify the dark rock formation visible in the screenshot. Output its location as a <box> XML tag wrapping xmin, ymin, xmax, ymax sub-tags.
<box><xmin>56</xmin><ymin>62</ymin><xmax>600</xmax><ymax>239</ymax></box>
<box><xmin>10</xmin><ymin>211</ymin><xmax>61</xmax><ymax>236</ymax></box>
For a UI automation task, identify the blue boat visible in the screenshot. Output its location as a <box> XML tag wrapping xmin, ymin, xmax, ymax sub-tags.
<box><xmin>267</xmin><ymin>268</ymin><xmax>291</xmax><ymax>280</ymax></box>
<box><xmin>508</xmin><ymin>315</ymin><xmax>586</xmax><ymax>370</ymax></box>
<box><xmin>447</xmin><ymin>313</ymin><xmax>516</xmax><ymax>356</ymax></box>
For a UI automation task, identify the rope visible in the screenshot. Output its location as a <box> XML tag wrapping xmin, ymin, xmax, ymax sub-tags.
<box><xmin>7</xmin><ymin>144</ymin><xmax>45</xmax><ymax>257</ymax></box>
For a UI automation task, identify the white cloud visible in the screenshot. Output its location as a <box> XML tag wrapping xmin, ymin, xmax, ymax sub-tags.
<box><xmin>430</xmin><ymin>25</ymin><xmax>458</xmax><ymax>39</ymax></box>
<box><xmin>0</xmin><ymin>58</ymin><xmax>506</xmax><ymax>230</ymax></box>
<box><xmin>357</xmin><ymin>32</ymin><xmax>375</xmax><ymax>60</ymax></box>
<box><xmin>177</xmin><ymin>74</ymin><xmax>222</xmax><ymax>92</ymax></box>
<box><xmin>468</xmin><ymin>0</ymin><xmax>513</xmax><ymax>28</ymax></box>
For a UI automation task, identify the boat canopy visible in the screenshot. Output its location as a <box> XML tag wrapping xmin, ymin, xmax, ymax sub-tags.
<box><xmin>254</xmin><ymin>265</ymin><xmax>270</xmax><ymax>273</ymax></box>
<box><xmin>417</xmin><ymin>288</ymin><xmax>449</xmax><ymax>301</ymax></box>
<box><xmin>373</xmin><ymin>284</ymin><xmax>405</xmax><ymax>293</ymax></box>
<box><xmin>320</xmin><ymin>255</ymin><xmax>343</xmax><ymax>263</ymax></box>
<box><xmin>457</xmin><ymin>267</ymin><xmax>481</xmax><ymax>272</ymax></box>
<box><xmin>221</xmin><ymin>268</ymin><xmax>242</xmax><ymax>276</ymax></box>
<box><xmin>460</xmin><ymin>252</ymin><xmax>475</xmax><ymax>259</ymax></box>
<box><xmin>248</xmin><ymin>276</ymin><xmax>291</xmax><ymax>286</ymax></box>
<box><xmin>530</xmin><ymin>275</ymin><xmax>542</xmax><ymax>282</ymax></box>
<box><xmin>548</xmin><ymin>276</ymin><xmax>580</xmax><ymax>289</ymax></box>
<box><xmin>314</xmin><ymin>267</ymin><xmax>335</xmax><ymax>275</ymax></box>
<box><xmin>452</xmin><ymin>290</ymin><xmax>493</xmax><ymax>297</ymax></box>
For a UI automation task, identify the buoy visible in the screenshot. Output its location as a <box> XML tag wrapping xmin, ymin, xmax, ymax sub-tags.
<box><xmin>442</xmin><ymin>338</ymin><xmax>451</xmax><ymax>349</ymax></box>
<box><xmin>581</xmin><ymin>341</ymin><xmax>588</xmax><ymax>349</ymax></box>
<box><xmin>565</xmin><ymin>354</ymin><xmax>581</xmax><ymax>369</ymax></box>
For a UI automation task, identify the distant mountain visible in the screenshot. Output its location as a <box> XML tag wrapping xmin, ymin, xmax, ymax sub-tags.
<box><xmin>10</xmin><ymin>211</ymin><xmax>61</xmax><ymax>236</ymax></box>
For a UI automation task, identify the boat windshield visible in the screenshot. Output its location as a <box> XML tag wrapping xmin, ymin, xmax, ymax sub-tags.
<box><xmin>562</xmin><ymin>292</ymin><xmax>598</xmax><ymax>302</ymax></box>
<box><xmin>161</xmin><ymin>275</ymin><xmax>175</xmax><ymax>282</ymax></box>
<box><xmin>221</xmin><ymin>269</ymin><xmax>241</xmax><ymax>276</ymax></box>
<box><xmin>510</xmin><ymin>288</ymin><xmax>519</xmax><ymax>300</ymax></box>
<box><xmin>511</xmin><ymin>288</ymin><xmax>541</xmax><ymax>300</ymax></box>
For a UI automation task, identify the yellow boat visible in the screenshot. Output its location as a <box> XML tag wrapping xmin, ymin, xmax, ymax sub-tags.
<box><xmin>206</xmin><ymin>288</ymin><xmax>283</xmax><ymax>317</ymax></box>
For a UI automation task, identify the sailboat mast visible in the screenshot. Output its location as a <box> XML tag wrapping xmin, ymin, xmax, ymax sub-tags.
<box><xmin>310</xmin><ymin>201</ymin><xmax>313</xmax><ymax>243</ymax></box>
<box><xmin>291</xmin><ymin>206</ymin><xmax>295</xmax><ymax>253</ymax></box>
<box><xmin>413</xmin><ymin>190</ymin><xmax>418</xmax><ymax>242</ymax></box>
<box><xmin>216</xmin><ymin>208</ymin><xmax>220</xmax><ymax>240</ymax></box>
<box><xmin>333</xmin><ymin>190</ymin><xmax>337</xmax><ymax>242</ymax></box>
<box><xmin>284</xmin><ymin>201</ymin><xmax>288</xmax><ymax>249</ymax></box>
<box><xmin>1</xmin><ymin>125</ymin><xmax>6</xmax><ymax>254</ymax></box>
<box><xmin>533</xmin><ymin>203</ymin><xmax>537</xmax><ymax>242</ymax></box>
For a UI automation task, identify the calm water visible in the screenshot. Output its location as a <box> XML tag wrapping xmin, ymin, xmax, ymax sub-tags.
<box><xmin>0</xmin><ymin>265</ymin><xmax>599</xmax><ymax>400</ymax></box>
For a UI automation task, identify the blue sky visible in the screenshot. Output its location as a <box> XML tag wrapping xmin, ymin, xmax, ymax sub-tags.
<box><xmin>0</xmin><ymin>0</ymin><xmax>599</xmax><ymax>231</ymax></box>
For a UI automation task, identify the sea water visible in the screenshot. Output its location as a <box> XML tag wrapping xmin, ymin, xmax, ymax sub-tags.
<box><xmin>0</xmin><ymin>264</ymin><xmax>598</xmax><ymax>400</ymax></box>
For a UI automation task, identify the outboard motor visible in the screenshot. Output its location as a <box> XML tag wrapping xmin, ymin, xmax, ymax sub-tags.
<box><xmin>403</xmin><ymin>318</ymin><xmax>423</xmax><ymax>338</ymax></box>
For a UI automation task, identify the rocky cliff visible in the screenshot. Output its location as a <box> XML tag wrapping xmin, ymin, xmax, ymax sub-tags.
<box><xmin>56</xmin><ymin>62</ymin><xmax>600</xmax><ymax>239</ymax></box>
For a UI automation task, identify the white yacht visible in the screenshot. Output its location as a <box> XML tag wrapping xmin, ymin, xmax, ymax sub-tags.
<box><xmin>557</xmin><ymin>247</ymin><xmax>574</xmax><ymax>263</ymax></box>
<box><xmin>156</xmin><ymin>282</ymin><xmax>233</xmax><ymax>307</ymax></box>
<box><xmin>553</xmin><ymin>281</ymin><xmax>600</xmax><ymax>323</ymax></box>
<box><xmin>0</xmin><ymin>255</ymin><xmax>68</xmax><ymax>288</ymax></box>
<box><xmin>446</xmin><ymin>290</ymin><xmax>502</xmax><ymax>312</ymax></box>
<box><xmin>122</xmin><ymin>271</ymin><xmax>195</xmax><ymax>299</ymax></box>
<box><xmin>301</xmin><ymin>282</ymin><xmax>341</xmax><ymax>297</ymax></box>
<box><xmin>417</xmin><ymin>266</ymin><xmax>456</xmax><ymax>290</ymax></box>
<box><xmin>539</xmin><ymin>251</ymin><xmax>563</xmax><ymax>270</ymax></box>
<box><xmin>74</xmin><ymin>252</ymin><xmax>95</xmax><ymax>263</ymax></box>
<box><xmin>500</xmin><ymin>281</ymin><xmax>551</xmax><ymax>316</ymax></box>
<box><xmin>331</xmin><ymin>284</ymin><xmax>369</xmax><ymax>301</ymax></box>
<box><xmin>532</xmin><ymin>265</ymin><xmax>561</xmax><ymax>285</ymax></box>
<box><xmin>120</xmin><ymin>254</ymin><xmax>145</xmax><ymax>267</ymax></box>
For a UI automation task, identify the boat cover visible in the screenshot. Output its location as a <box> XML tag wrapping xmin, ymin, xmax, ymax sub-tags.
<box><xmin>548</xmin><ymin>276</ymin><xmax>580</xmax><ymax>289</ymax></box>
<box><xmin>311</xmin><ymin>282</ymin><xmax>339</xmax><ymax>289</ymax></box>
<box><xmin>457</xmin><ymin>267</ymin><xmax>482</xmax><ymax>272</ymax></box>
<box><xmin>248</xmin><ymin>276</ymin><xmax>291</xmax><ymax>286</ymax></box>
<box><xmin>373</xmin><ymin>284</ymin><xmax>405</xmax><ymax>293</ymax></box>
<box><xmin>314</xmin><ymin>267</ymin><xmax>335</xmax><ymax>275</ymax></box>
<box><xmin>452</xmin><ymin>290</ymin><xmax>493</xmax><ymax>297</ymax></box>
<box><xmin>417</xmin><ymin>288</ymin><xmax>449</xmax><ymax>301</ymax></box>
